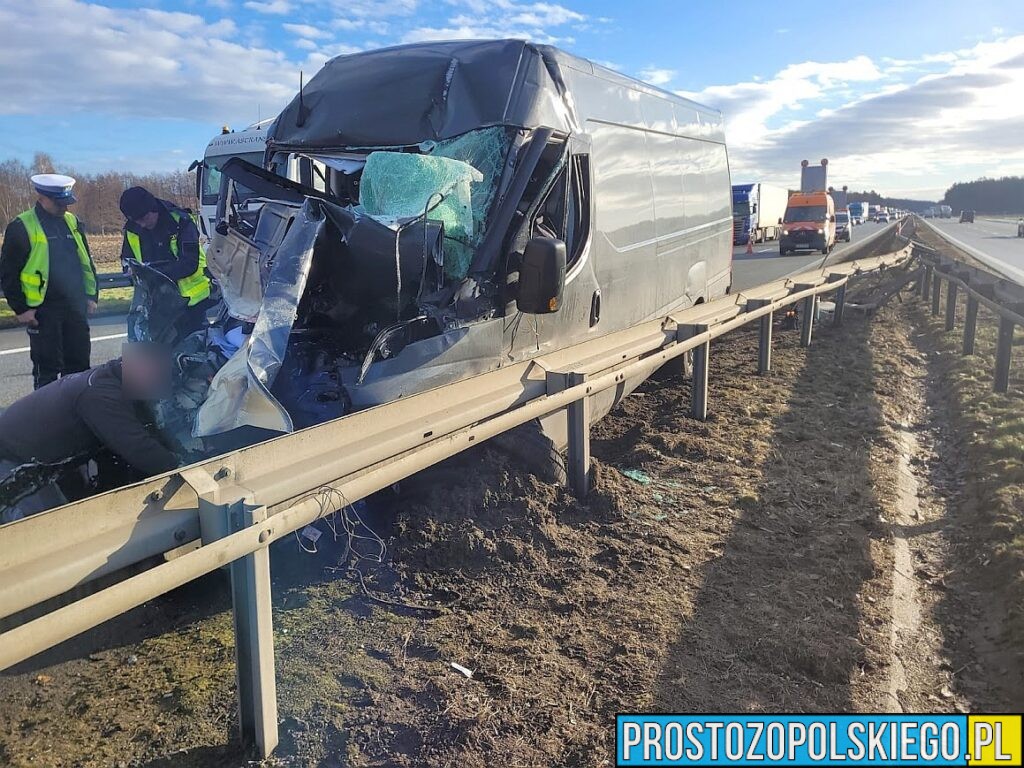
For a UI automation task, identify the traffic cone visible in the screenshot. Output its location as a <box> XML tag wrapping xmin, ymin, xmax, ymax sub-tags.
<box><xmin>746</xmin><ymin>234</ymin><xmax>754</xmax><ymax>255</ymax></box>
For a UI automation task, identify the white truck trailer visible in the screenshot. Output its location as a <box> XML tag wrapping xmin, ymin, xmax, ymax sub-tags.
<box><xmin>731</xmin><ymin>182</ymin><xmax>790</xmax><ymax>244</ymax></box>
<box><xmin>195</xmin><ymin>119</ymin><xmax>274</xmax><ymax>235</ymax></box>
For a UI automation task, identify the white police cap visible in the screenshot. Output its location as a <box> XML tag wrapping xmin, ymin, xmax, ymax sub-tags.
<box><xmin>30</xmin><ymin>173</ymin><xmax>77</xmax><ymax>204</ymax></box>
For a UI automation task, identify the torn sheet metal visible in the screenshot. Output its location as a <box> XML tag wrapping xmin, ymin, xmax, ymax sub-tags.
<box><xmin>196</xmin><ymin>199</ymin><xmax>324</xmax><ymax>436</ymax></box>
<box><xmin>205</xmin><ymin>228</ymin><xmax>263</xmax><ymax>321</ymax></box>
<box><xmin>196</xmin><ymin>196</ymin><xmax>448</xmax><ymax>437</ymax></box>
<box><xmin>268</xmin><ymin>40</ymin><xmax>576</xmax><ymax>151</ymax></box>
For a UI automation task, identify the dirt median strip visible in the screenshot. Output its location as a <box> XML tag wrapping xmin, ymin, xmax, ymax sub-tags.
<box><xmin>0</xmin><ymin>274</ymin><xmax>1016</xmax><ymax>766</ymax></box>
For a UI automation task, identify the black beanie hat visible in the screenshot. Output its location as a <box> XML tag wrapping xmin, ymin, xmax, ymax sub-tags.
<box><xmin>119</xmin><ymin>186</ymin><xmax>159</xmax><ymax>220</ymax></box>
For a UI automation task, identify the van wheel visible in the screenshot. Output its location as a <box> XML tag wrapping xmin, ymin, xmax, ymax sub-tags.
<box><xmin>491</xmin><ymin>419</ymin><xmax>567</xmax><ymax>485</ymax></box>
<box><xmin>659</xmin><ymin>348</ymin><xmax>694</xmax><ymax>379</ymax></box>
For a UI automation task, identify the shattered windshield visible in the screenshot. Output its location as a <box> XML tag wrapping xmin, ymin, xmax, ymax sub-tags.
<box><xmin>353</xmin><ymin>126</ymin><xmax>512</xmax><ymax>281</ymax></box>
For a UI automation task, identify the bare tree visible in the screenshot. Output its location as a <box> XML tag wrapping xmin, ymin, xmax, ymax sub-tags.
<box><xmin>31</xmin><ymin>152</ymin><xmax>56</xmax><ymax>175</ymax></box>
<box><xmin>1</xmin><ymin>153</ymin><xmax>202</xmax><ymax>235</ymax></box>
<box><xmin>0</xmin><ymin>159</ymin><xmax>34</xmax><ymax>229</ymax></box>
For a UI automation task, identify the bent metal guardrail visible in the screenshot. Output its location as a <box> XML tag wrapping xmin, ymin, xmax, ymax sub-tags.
<box><xmin>0</xmin><ymin>236</ymin><xmax>912</xmax><ymax>759</ymax></box>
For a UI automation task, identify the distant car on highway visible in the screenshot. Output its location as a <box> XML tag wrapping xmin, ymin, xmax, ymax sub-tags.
<box><xmin>875</xmin><ymin>212</ymin><xmax>890</xmax><ymax>224</ymax></box>
<box><xmin>835</xmin><ymin>210</ymin><xmax>852</xmax><ymax>242</ymax></box>
<box><xmin>960</xmin><ymin>210</ymin><xmax>975</xmax><ymax>223</ymax></box>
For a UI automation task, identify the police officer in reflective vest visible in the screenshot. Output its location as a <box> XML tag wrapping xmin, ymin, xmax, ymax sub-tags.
<box><xmin>0</xmin><ymin>174</ymin><xmax>99</xmax><ymax>389</ymax></box>
<box><xmin>119</xmin><ymin>186</ymin><xmax>212</xmax><ymax>337</ymax></box>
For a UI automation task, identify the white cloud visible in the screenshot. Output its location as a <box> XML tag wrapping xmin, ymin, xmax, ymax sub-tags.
<box><xmin>243</xmin><ymin>0</ymin><xmax>291</xmax><ymax>14</ymax></box>
<box><xmin>677</xmin><ymin>54</ymin><xmax>882</xmax><ymax>150</ymax></box>
<box><xmin>329</xmin><ymin>0</ymin><xmax>417</xmax><ymax>17</ymax></box>
<box><xmin>0</xmin><ymin>0</ymin><xmax>299</xmax><ymax>125</ymax></box>
<box><xmin>404</xmin><ymin>0</ymin><xmax>585</xmax><ymax>45</ymax></box>
<box><xmin>282</xmin><ymin>22</ymin><xmax>329</xmax><ymax>39</ymax></box>
<box><xmin>639</xmin><ymin>67</ymin><xmax>675</xmax><ymax>86</ymax></box>
<box><xmin>505</xmin><ymin>3</ymin><xmax>584</xmax><ymax>26</ymax></box>
<box><xmin>684</xmin><ymin>36</ymin><xmax>1024</xmax><ymax>198</ymax></box>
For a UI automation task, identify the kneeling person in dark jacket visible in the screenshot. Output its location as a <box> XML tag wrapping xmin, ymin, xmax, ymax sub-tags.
<box><xmin>0</xmin><ymin>343</ymin><xmax>179</xmax><ymax>521</ymax></box>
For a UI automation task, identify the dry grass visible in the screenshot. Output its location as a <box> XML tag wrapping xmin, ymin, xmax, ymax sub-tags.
<box><xmin>909</xmin><ymin>226</ymin><xmax>1024</xmax><ymax>654</ymax></box>
<box><xmin>83</xmin><ymin>234</ymin><xmax>123</xmax><ymax>265</ymax></box>
<box><xmin>912</xmin><ymin>298</ymin><xmax>1024</xmax><ymax>651</ymax></box>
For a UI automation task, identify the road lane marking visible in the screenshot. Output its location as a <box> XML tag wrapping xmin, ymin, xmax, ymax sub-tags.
<box><xmin>0</xmin><ymin>332</ymin><xmax>128</xmax><ymax>357</ymax></box>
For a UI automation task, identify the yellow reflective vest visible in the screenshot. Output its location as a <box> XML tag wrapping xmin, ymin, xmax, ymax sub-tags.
<box><xmin>125</xmin><ymin>209</ymin><xmax>211</xmax><ymax>307</ymax></box>
<box><xmin>16</xmin><ymin>209</ymin><xmax>98</xmax><ymax>307</ymax></box>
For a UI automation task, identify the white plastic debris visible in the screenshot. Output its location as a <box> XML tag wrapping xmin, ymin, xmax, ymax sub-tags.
<box><xmin>449</xmin><ymin>662</ymin><xmax>474</xmax><ymax>679</ymax></box>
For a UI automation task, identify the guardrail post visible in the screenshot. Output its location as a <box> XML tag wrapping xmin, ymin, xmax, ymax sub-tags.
<box><xmin>931</xmin><ymin>272</ymin><xmax>942</xmax><ymax>316</ymax></box>
<box><xmin>229</xmin><ymin>501</ymin><xmax>279</xmax><ymax>759</ymax></box>
<box><xmin>922</xmin><ymin>264</ymin><xmax>933</xmax><ymax>300</ymax></box>
<box><xmin>828</xmin><ymin>274</ymin><xmax>847</xmax><ymax>327</ymax></box>
<box><xmin>800</xmin><ymin>295</ymin><xmax>816</xmax><ymax>347</ymax></box>
<box><xmin>682</xmin><ymin>324</ymin><xmax>710</xmax><ymax>421</ymax></box>
<box><xmin>180</xmin><ymin>468</ymin><xmax>279</xmax><ymax>759</ymax></box>
<box><xmin>963</xmin><ymin>296</ymin><xmax>979</xmax><ymax>356</ymax></box>
<box><xmin>945</xmin><ymin>281</ymin><xmax>958</xmax><ymax>331</ymax></box>
<box><xmin>745</xmin><ymin>300</ymin><xmax>772</xmax><ymax>374</ymax></box>
<box><xmin>565</xmin><ymin>372</ymin><xmax>591</xmax><ymax>497</ymax></box>
<box><xmin>994</xmin><ymin>318</ymin><xmax>1015</xmax><ymax>394</ymax></box>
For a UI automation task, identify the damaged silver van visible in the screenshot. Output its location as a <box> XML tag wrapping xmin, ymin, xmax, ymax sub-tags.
<box><xmin>143</xmin><ymin>39</ymin><xmax>733</xmax><ymax>461</ymax></box>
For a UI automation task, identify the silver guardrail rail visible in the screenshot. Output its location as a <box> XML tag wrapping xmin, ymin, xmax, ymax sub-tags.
<box><xmin>0</xmin><ymin>272</ymin><xmax>131</xmax><ymax>299</ymax></box>
<box><xmin>910</xmin><ymin>217</ymin><xmax>1023</xmax><ymax>393</ymax></box>
<box><xmin>0</xmin><ymin>233</ymin><xmax>913</xmax><ymax>758</ymax></box>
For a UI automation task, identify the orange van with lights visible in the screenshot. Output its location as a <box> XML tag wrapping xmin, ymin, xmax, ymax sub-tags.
<box><xmin>779</xmin><ymin>191</ymin><xmax>836</xmax><ymax>255</ymax></box>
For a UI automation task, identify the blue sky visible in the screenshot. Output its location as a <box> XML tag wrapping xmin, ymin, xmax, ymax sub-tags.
<box><xmin>1</xmin><ymin>0</ymin><xmax>1022</xmax><ymax>199</ymax></box>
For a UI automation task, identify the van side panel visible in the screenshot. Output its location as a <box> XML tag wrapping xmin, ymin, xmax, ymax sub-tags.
<box><xmin>572</xmin><ymin>68</ymin><xmax>732</xmax><ymax>329</ymax></box>
<box><xmin>505</xmin><ymin>63</ymin><xmax>733</xmax><ymax>362</ymax></box>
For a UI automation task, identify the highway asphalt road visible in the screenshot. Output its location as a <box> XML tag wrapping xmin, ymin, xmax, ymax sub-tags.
<box><xmin>923</xmin><ymin>216</ymin><xmax>1024</xmax><ymax>283</ymax></box>
<box><xmin>0</xmin><ymin>223</ymin><xmax>892</xmax><ymax>408</ymax></box>
<box><xmin>0</xmin><ymin>314</ymin><xmax>128</xmax><ymax>407</ymax></box>
<box><xmin>731</xmin><ymin>220</ymin><xmax>890</xmax><ymax>292</ymax></box>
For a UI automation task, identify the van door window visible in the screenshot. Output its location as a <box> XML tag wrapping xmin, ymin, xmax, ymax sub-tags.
<box><xmin>530</xmin><ymin>153</ymin><xmax>590</xmax><ymax>270</ymax></box>
<box><xmin>565</xmin><ymin>154</ymin><xmax>590</xmax><ymax>270</ymax></box>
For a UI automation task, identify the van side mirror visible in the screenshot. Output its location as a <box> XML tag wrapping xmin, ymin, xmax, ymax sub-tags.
<box><xmin>830</xmin><ymin>214</ymin><xmax>836</xmax><ymax>222</ymax></box>
<box><xmin>777</xmin><ymin>217</ymin><xmax>783</xmax><ymax>225</ymax></box>
<box><xmin>188</xmin><ymin>160</ymin><xmax>204</xmax><ymax>200</ymax></box>
<box><xmin>517</xmin><ymin>237</ymin><xmax>566</xmax><ymax>314</ymax></box>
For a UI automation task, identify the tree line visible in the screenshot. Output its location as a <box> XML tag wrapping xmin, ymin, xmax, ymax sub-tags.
<box><xmin>0</xmin><ymin>153</ymin><xmax>198</xmax><ymax>235</ymax></box>
<box><xmin>846</xmin><ymin>190</ymin><xmax>936</xmax><ymax>212</ymax></box>
<box><xmin>942</xmin><ymin>176</ymin><xmax>1024</xmax><ymax>215</ymax></box>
